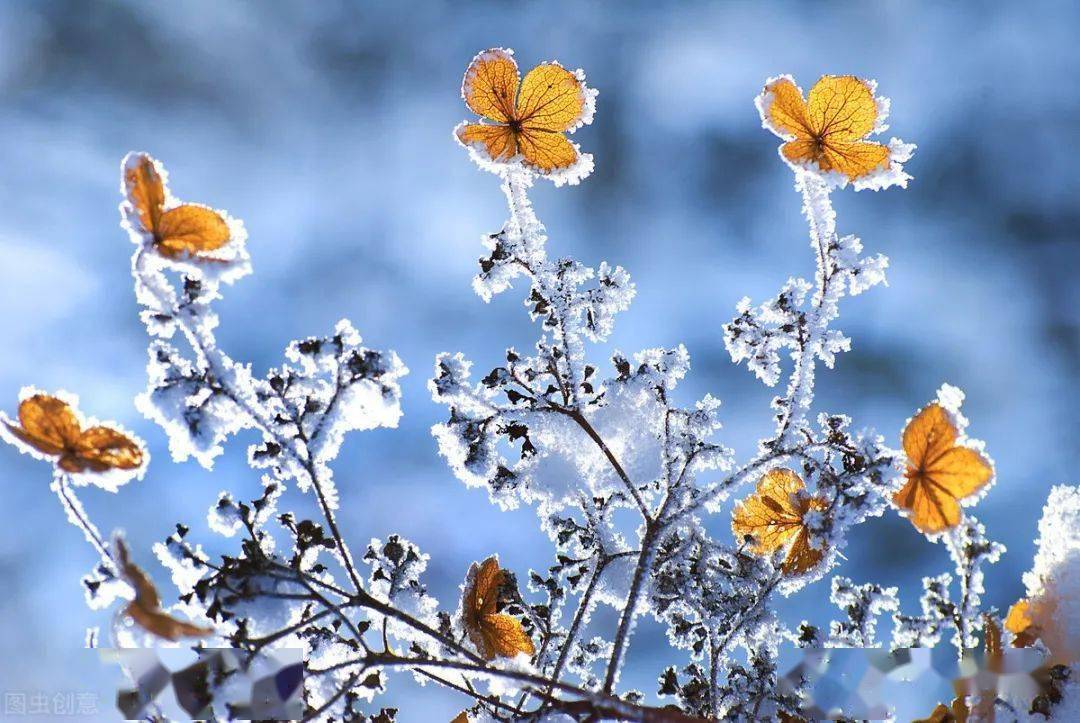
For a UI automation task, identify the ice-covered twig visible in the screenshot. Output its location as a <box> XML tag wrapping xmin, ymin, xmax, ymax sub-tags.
<box><xmin>724</xmin><ymin>170</ymin><xmax>886</xmax><ymax>452</ymax></box>
<box><xmin>52</xmin><ymin>471</ymin><xmax>114</xmax><ymax>568</ymax></box>
<box><xmin>945</xmin><ymin>517</ymin><xmax>1004</xmax><ymax>652</ymax></box>
<box><xmin>132</xmin><ymin>246</ymin><xmax>405</xmax><ymax>594</ymax></box>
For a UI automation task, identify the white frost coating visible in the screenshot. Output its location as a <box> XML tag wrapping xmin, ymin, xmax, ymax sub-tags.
<box><xmin>289</xmin><ymin>319</ymin><xmax>407</xmax><ymax>465</ymax></box>
<box><xmin>153</xmin><ymin>535</ymin><xmax>208</xmax><ymax>598</ymax></box>
<box><xmin>364</xmin><ymin>536</ymin><xmax>441</xmax><ymax>652</ymax></box>
<box><xmin>39</xmin><ymin>69</ymin><xmax>1055</xmax><ymax>718</ymax></box>
<box><xmin>132</xmin><ymin>213</ymin><xmax>406</xmax><ymax>486</ymax></box>
<box><xmin>208</xmin><ymin>491</ymin><xmax>244</xmax><ymax>537</ymax></box>
<box><xmin>870</xmin><ymin>82</ymin><xmax>891</xmax><ymax>134</ymax></box>
<box><xmin>136</xmin><ymin>341</ymin><xmax>248</xmax><ymax>468</ymax></box>
<box><xmin>828</xmin><ymin>576</ymin><xmax>899</xmax><ymax>647</ymax></box>
<box><xmin>83</xmin><ymin>571</ymin><xmax>129</xmax><ymax>611</ymax></box>
<box><xmin>430</xmin><ymin>342</ymin><xmax>712</xmax><ymax>517</ymax></box>
<box><xmin>0</xmin><ymin>386</ymin><xmax>148</xmax><ymax>491</ymax></box>
<box><xmin>119</xmin><ymin>152</ymin><xmax>251</xmax><ymax>286</ymax></box>
<box><xmin>944</xmin><ymin>516</ymin><xmax>1004</xmax><ymax>649</ymax></box>
<box><xmin>434</xmin><ymin>81</ymin><xmax>914</xmax><ymax>698</ymax></box>
<box><xmin>591</xmin><ymin>555</ymin><xmax>639</xmax><ymax>610</ymax></box>
<box><xmin>724</xmin><ymin>171</ymin><xmax>891</xmax><ymax>448</ymax></box>
<box><xmin>1018</xmin><ymin>485</ymin><xmax>1080</xmax><ymax>664</ymax></box>
<box><xmin>1012</xmin><ymin>672</ymin><xmax>1080</xmax><ymax>722</ymax></box>
<box><xmin>853</xmin><ymin>138</ymin><xmax>917</xmax><ymax>191</ymax></box>
<box><xmin>725</xmin><ymin>277</ymin><xmax>813</xmax><ymax>387</ymax></box>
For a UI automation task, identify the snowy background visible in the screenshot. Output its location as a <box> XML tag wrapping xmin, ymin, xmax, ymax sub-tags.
<box><xmin>0</xmin><ymin>1</ymin><xmax>1077</xmax><ymax>720</ymax></box>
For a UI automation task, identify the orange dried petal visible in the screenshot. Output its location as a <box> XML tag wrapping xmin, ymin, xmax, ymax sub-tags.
<box><xmin>783</xmin><ymin>526</ymin><xmax>826</xmax><ymax>575</ymax></box>
<box><xmin>5</xmin><ymin>422</ymin><xmax>66</xmax><ymax>457</ymax></box>
<box><xmin>895</xmin><ymin>403</ymin><xmax>993</xmax><ymax>534</ymax></box>
<box><xmin>893</xmin><ymin>474</ymin><xmax>961</xmax><ymax>535</ymax></box>
<box><xmin>807</xmin><ymin>75</ymin><xmax>879</xmax><ymax>142</ymax></box>
<box><xmin>517</xmin><ymin>129</ymin><xmax>579</xmax><ymax>173</ymax></box>
<box><xmin>732</xmin><ymin>468</ymin><xmax>826</xmax><ymax>574</ymax></box>
<box><xmin>124</xmin><ymin>154</ymin><xmax>166</xmax><ymax>234</ymax></box>
<box><xmin>75</xmin><ymin>426</ymin><xmax>144</xmax><ymax>472</ymax></box>
<box><xmin>781</xmin><ymin>139</ymin><xmax>819</xmax><ymax>167</ymax></box>
<box><xmin>904</xmin><ymin>404</ymin><xmax>957</xmax><ymax>468</ymax></box>
<box><xmin>16</xmin><ymin>394</ymin><xmax>81</xmax><ymax>450</ymax></box>
<box><xmin>1005</xmin><ymin>599</ymin><xmax>1033</xmax><ymax>635</ymax></box>
<box><xmin>116</xmin><ymin>537</ymin><xmax>160</xmax><ymax>608</ymax></box>
<box><xmin>125</xmin><ymin>602</ymin><xmax>213</xmax><ymax>641</ymax></box>
<box><xmin>116</xmin><ymin>538</ymin><xmax>211</xmax><ymax>641</ymax></box>
<box><xmin>762</xmin><ymin>77</ymin><xmax>813</xmax><ymax>139</ymax></box>
<box><xmin>457</xmin><ymin>123</ymin><xmax>518</xmax><ymax>162</ymax></box>
<box><xmin>914</xmin><ymin>699</ymin><xmax>969</xmax><ymax>723</ymax></box>
<box><xmin>155</xmin><ymin>205</ymin><xmax>231</xmax><ymax>257</ymax></box>
<box><xmin>819</xmin><ymin>139</ymin><xmax>890</xmax><ymax>180</ymax></box>
<box><xmin>517</xmin><ymin>64</ymin><xmax>587</xmax><ymax>132</ymax></box>
<box><xmin>461</xmin><ymin>556</ymin><xmax>534</xmax><ymax>660</ymax></box>
<box><xmin>462</xmin><ymin>48</ymin><xmax>519</xmax><ymax>124</ymax></box>
<box><xmin>477</xmin><ymin>613</ymin><xmax>535</xmax><ymax>660</ymax></box>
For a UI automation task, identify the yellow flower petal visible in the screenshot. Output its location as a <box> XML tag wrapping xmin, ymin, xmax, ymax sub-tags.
<box><xmin>456</xmin><ymin>123</ymin><xmax>518</xmax><ymax>162</ymax></box>
<box><xmin>517</xmin><ymin>130</ymin><xmax>579</xmax><ymax>173</ymax></box>
<box><xmin>763</xmin><ymin>76</ymin><xmax>813</xmax><ymax>139</ymax></box>
<box><xmin>462</xmin><ymin>48</ymin><xmax>519</xmax><ymax>124</ymax></box>
<box><xmin>517</xmin><ymin>63</ymin><xmax>588</xmax><ymax>133</ymax></box>
<box><xmin>807</xmin><ymin>75</ymin><xmax>879</xmax><ymax>142</ymax></box>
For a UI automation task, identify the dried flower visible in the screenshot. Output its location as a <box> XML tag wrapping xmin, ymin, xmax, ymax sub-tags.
<box><xmin>893</xmin><ymin>392</ymin><xmax>993</xmax><ymax>535</ymax></box>
<box><xmin>455</xmin><ymin>48</ymin><xmax>596</xmax><ymax>184</ymax></box>
<box><xmin>2</xmin><ymin>392</ymin><xmax>144</xmax><ymax>476</ymax></box>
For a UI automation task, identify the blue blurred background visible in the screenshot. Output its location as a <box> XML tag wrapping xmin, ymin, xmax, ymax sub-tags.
<box><xmin>0</xmin><ymin>1</ymin><xmax>1076</xmax><ymax>720</ymax></box>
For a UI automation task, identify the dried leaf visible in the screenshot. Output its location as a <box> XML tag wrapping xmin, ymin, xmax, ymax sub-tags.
<box><xmin>731</xmin><ymin>468</ymin><xmax>827</xmax><ymax>574</ymax></box>
<box><xmin>115</xmin><ymin>537</ymin><xmax>212</xmax><ymax>641</ymax></box>
<box><xmin>1005</xmin><ymin>598</ymin><xmax>1041</xmax><ymax>648</ymax></box>
<box><xmin>914</xmin><ymin>698</ymin><xmax>969</xmax><ymax>723</ymax></box>
<box><xmin>461</xmin><ymin>556</ymin><xmax>535</xmax><ymax>660</ymax></box>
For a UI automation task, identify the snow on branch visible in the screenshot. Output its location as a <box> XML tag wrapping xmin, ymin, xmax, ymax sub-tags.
<box><xmin>1</xmin><ymin>57</ymin><xmax>1076</xmax><ymax>722</ymax></box>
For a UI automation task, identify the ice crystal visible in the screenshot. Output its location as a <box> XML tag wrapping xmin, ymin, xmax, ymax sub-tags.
<box><xmin>7</xmin><ymin>60</ymin><xmax>1075</xmax><ymax>722</ymax></box>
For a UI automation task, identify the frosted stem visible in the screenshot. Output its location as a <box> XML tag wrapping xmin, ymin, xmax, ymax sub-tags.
<box><xmin>502</xmin><ymin>171</ymin><xmax>542</xmax><ymax>247</ymax></box>
<box><xmin>775</xmin><ymin>172</ymin><xmax>839</xmax><ymax>445</ymax></box>
<box><xmin>132</xmin><ymin>249</ymin><xmax>365</xmax><ymax>593</ymax></box>
<box><xmin>52</xmin><ymin>472</ymin><xmax>114</xmax><ymax>568</ymax></box>
<box><xmin>501</xmin><ymin>171</ymin><xmax>584</xmax><ymax>407</ymax></box>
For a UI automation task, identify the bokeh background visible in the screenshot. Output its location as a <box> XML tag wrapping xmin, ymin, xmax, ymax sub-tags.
<box><xmin>0</xmin><ymin>1</ymin><xmax>1077</xmax><ymax>720</ymax></box>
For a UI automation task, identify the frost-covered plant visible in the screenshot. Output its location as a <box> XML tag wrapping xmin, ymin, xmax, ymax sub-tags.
<box><xmin>2</xmin><ymin>50</ymin><xmax>1078</xmax><ymax>722</ymax></box>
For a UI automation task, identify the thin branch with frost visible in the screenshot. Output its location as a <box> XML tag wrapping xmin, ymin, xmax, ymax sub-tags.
<box><xmin>5</xmin><ymin>57</ymin><xmax>1076</xmax><ymax>722</ymax></box>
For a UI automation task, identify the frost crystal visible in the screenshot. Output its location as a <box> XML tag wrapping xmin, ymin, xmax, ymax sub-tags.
<box><xmin>16</xmin><ymin>65</ymin><xmax>1077</xmax><ymax>723</ymax></box>
<box><xmin>1019</xmin><ymin>486</ymin><xmax>1080</xmax><ymax>664</ymax></box>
